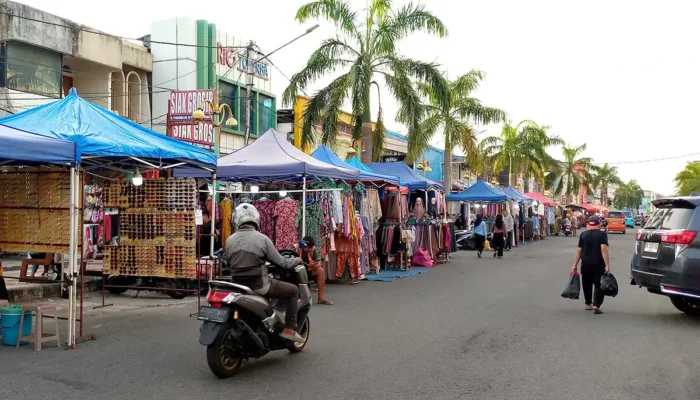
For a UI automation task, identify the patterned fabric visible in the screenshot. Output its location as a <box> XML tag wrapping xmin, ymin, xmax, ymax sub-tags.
<box><xmin>221</xmin><ymin>198</ymin><xmax>233</xmax><ymax>243</ymax></box>
<box><xmin>274</xmin><ymin>199</ymin><xmax>299</xmax><ymax>250</ymax></box>
<box><xmin>296</xmin><ymin>201</ymin><xmax>324</xmax><ymax>258</ymax></box>
<box><xmin>254</xmin><ymin>200</ymin><xmax>276</xmax><ymax>242</ymax></box>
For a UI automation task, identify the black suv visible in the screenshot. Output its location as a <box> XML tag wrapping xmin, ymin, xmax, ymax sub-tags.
<box><xmin>630</xmin><ymin>197</ymin><xmax>700</xmax><ymax>316</ymax></box>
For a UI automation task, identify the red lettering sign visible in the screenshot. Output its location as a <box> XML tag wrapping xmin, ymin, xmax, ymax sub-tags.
<box><xmin>217</xmin><ymin>42</ymin><xmax>237</xmax><ymax>68</ymax></box>
<box><xmin>167</xmin><ymin>122</ymin><xmax>216</xmax><ymax>151</ymax></box>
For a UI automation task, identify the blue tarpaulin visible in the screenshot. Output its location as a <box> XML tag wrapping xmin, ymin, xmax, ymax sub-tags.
<box><xmin>0</xmin><ymin>89</ymin><xmax>216</xmax><ymax>168</ymax></box>
<box><xmin>368</xmin><ymin>162</ymin><xmax>443</xmax><ymax>191</ymax></box>
<box><xmin>311</xmin><ymin>146</ymin><xmax>400</xmax><ymax>185</ymax></box>
<box><xmin>175</xmin><ymin>129</ymin><xmax>360</xmax><ymax>181</ymax></box>
<box><xmin>0</xmin><ymin>125</ymin><xmax>75</xmax><ymax>165</ymax></box>
<box><xmin>446</xmin><ymin>180</ymin><xmax>509</xmax><ymax>202</ymax></box>
<box><xmin>504</xmin><ymin>186</ymin><xmax>532</xmax><ymax>202</ymax></box>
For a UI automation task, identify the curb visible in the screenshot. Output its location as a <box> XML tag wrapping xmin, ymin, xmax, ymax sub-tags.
<box><xmin>6</xmin><ymin>278</ymin><xmax>102</xmax><ymax>303</ymax></box>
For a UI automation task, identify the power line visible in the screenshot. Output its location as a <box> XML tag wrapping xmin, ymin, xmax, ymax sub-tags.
<box><xmin>592</xmin><ymin>152</ymin><xmax>700</xmax><ymax>165</ymax></box>
<box><xmin>0</xmin><ymin>10</ymin><xmax>247</xmax><ymax>50</ymax></box>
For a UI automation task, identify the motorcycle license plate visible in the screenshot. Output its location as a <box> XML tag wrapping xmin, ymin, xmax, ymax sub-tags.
<box><xmin>197</xmin><ymin>306</ymin><xmax>230</xmax><ymax>323</ymax></box>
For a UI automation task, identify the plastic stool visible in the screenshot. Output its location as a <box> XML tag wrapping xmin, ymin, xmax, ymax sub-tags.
<box><xmin>16</xmin><ymin>304</ymin><xmax>60</xmax><ymax>351</ymax></box>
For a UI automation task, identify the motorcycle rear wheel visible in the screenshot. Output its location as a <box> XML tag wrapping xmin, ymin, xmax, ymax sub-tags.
<box><xmin>286</xmin><ymin>315</ymin><xmax>310</xmax><ymax>353</ymax></box>
<box><xmin>206</xmin><ymin>323</ymin><xmax>243</xmax><ymax>378</ymax></box>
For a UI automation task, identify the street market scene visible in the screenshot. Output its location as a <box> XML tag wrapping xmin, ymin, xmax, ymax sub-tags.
<box><xmin>1</xmin><ymin>1</ymin><xmax>700</xmax><ymax>399</ymax></box>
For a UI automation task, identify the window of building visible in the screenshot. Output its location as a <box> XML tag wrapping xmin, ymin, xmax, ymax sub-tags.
<box><xmin>5</xmin><ymin>41</ymin><xmax>61</xmax><ymax>98</ymax></box>
<box><xmin>218</xmin><ymin>81</ymin><xmax>238</xmax><ymax>126</ymax></box>
<box><xmin>238</xmin><ymin>87</ymin><xmax>247</xmax><ymax>131</ymax></box>
<box><xmin>258</xmin><ymin>94</ymin><xmax>275</xmax><ymax>134</ymax></box>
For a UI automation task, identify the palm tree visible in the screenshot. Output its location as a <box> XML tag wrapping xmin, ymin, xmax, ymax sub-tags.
<box><xmin>545</xmin><ymin>143</ymin><xmax>593</xmax><ymax>204</ymax></box>
<box><xmin>482</xmin><ymin>120</ymin><xmax>561</xmax><ymax>189</ymax></box>
<box><xmin>412</xmin><ymin>70</ymin><xmax>506</xmax><ymax>192</ymax></box>
<box><xmin>589</xmin><ymin>163</ymin><xmax>621</xmax><ymax>206</ymax></box>
<box><xmin>284</xmin><ymin>0</ymin><xmax>450</xmax><ymax>162</ymax></box>
<box><xmin>613</xmin><ymin>180</ymin><xmax>644</xmax><ymax>210</ymax></box>
<box><xmin>674</xmin><ymin>161</ymin><xmax>700</xmax><ymax>196</ymax></box>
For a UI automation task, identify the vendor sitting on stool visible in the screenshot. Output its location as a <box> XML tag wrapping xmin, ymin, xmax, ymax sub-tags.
<box><xmin>298</xmin><ymin>237</ymin><xmax>333</xmax><ymax>305</ymax></box>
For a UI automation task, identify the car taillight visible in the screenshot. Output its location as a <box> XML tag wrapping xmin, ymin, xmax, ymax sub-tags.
<box><xmin>636</xmin><ymin>230</ymin><xmax>643</xmax><ymax>241</ymax></box>
<box><xmin>660</xmin><ymin>230</ymin><xmax>698</xmax><ymax>245</ymax></box>
<box><xmin>207</xmin><ymin>290</ymin><xmax>231</xmax><ymax>308</ymax></box>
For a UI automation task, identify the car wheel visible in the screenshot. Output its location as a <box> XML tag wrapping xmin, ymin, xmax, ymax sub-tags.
<box><xmin>670</xmin><ymin>296</ymin><xmax>700</xmax><ymax>316</ymax></box>
<box><xmin>622</xmin><ymin>230</ymin><xmax>626</xmax><ymax>234</ymax></box>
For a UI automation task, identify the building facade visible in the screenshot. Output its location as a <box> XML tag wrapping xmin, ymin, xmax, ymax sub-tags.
<box><xmin>149</xmin><ymin>18</ymin><xmax>276</xmax><ymax>155</ymax></box>
<box><xmin>0</xmin><ymin>1</ymin><xmax>152</xmax><ymax>122</ymax></box>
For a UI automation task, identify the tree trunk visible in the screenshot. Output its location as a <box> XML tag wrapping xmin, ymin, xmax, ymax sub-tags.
<box><xmin>360</xmin><ymin>82</ymin><xmax>373</xmax><ymax>164</ymax></box>
<box><xmin>444</xmin><ymin>147</ymin><xmax>452</xmax><ymax>194</ymax></box>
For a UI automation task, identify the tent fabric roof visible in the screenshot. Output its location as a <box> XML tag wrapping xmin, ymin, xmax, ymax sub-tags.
<box><xmin>311</xmin><ymin>146</ymin><xmax>400</xmax><ymax>185</ymax></box>
<box><xmin>504</xmin><ymin>186</ymin><xmax>533</xmax><ymax>202</ymax></box>
<box><xmin>175</xmin><ymin>129</ymin><xmax>360</xmax><ymax>181</ymax></box>
<box><xmin>368</xmin><ymin>162</ymin><xmax>443</xmax><ymax>191</ymax></box>
<box><xmin>346</xmin><ymin>157</ymin><xmax>375</xmax><ymax>173</ymax></box>
<box><xmin>524</xmin><ymin>192</ymin><xmax>557</xmax><ymax>206</ymax></box>
<box><xmin>569</xmin><ymin>203</ymin><xmax>600</xmax><ymax>214</ymax></box>
<box><xmin>0</xmin><ymin>89</ymin><xmax>217</xmax><ymax>168</ymax></box>
<box><xmin>445</xmin><ymin>180</ymin><xmax>508</xmax><ymax>202</ymax></box>
<box><xmin>0</xmin><ymin>125</ymin><xmax>76</xmax><ymax>165</ymax></box>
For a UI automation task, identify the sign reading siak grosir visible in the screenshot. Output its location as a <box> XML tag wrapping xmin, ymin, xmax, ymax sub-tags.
<box><xmin>167</xmin><ymin>89</ymin><xmax>217</xmax><ymax>152</ymax></box>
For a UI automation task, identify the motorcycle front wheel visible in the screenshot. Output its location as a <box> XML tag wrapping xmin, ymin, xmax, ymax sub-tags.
<box><xmin>286</xmin><ymin>315</ymin><xmax>310</xmax><ymax>353</ymax></box>
<box><xmin>206</xmin><ymin>323</ymin><xmax>243</xmax><ymax>378</ymax></box>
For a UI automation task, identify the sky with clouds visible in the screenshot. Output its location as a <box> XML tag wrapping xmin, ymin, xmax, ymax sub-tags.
<box><xmin>15</xmin><ymin>0</ymin><xmax>700</xmax><ymax>195</ymax></box>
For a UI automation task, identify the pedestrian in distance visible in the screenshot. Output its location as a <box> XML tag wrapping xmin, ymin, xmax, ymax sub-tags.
<box><xmin>472</xmin><ymin>214</ymin><xmax>487</xmax><ymax>258</ymax></box>
<box><xmin>492</xmin><ymin>214</ymin><xmax>506</xmax><ymax>258</ymax></box>
<box><xmin>571</xmin><ymin>215</ymin><xmax>611</xmax><ymax>314</ymax></box>
<box><xmin>503</xmin><ymin>209</ymin><xmax>514</xmax><ymax>251</ymax></box>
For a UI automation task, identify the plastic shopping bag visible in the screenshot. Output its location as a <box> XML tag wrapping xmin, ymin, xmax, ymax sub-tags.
<box><xmin>600</xmin><ymin>273</ymin><xmax>619</xmax><ymax>297</ymax></box>
<box><xmin>561</xmin><ymin>271</ymin><xmax>581</xmax><ymax>299</ymax></box>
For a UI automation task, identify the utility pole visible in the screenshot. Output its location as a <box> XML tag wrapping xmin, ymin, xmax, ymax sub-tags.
<box><xmin>244</xmin><ymin>40</ymin><xmax>255</xmax><ymax>145</ymax></box>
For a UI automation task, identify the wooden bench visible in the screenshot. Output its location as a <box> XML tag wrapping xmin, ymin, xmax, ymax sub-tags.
<box><xmin>19</xmin><ymin>254</ymin><xmax>54</xmax><ymax>283</ymax></box>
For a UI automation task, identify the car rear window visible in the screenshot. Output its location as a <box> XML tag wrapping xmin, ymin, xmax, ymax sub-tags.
<box><xmin>645</xmin><ymin>207</ymin><xmax>694</xmax><ymax>230</ymax></box>
<box><xmin>624</xmin><ymin>211</ymin><xmax>632</xmax><ymax>218</ymax></box>
<box><xmin>607</xmin><ymin>211</ymin><xmax>623</xmax><ymax>218</ymax></box>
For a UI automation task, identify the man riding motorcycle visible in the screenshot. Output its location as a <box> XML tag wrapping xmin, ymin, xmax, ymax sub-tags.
<box><xmin>224</xmin><ymin>203</ymin><xmax>304</xmax><ymax>343</ymax></box>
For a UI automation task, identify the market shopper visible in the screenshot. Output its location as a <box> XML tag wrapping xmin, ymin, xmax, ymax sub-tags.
<box><xmin>298</xmin><ymin>236</ymin><xmax>333</xmax><ymax>305</ymax></box>
<box><xmin>199</xmin><ymin>209</ymin><xmax>221</xmax><ymax>257</ymax></box>
<box><xmin>571</xmin><ymin>215</ymin><xmax>610</xmax><ymax>314</ymax></box>
<box><xmin>226</xmin><ymin>203</ymin><xmax>305</xmax><ymax>343</ymax></box>
<box><xmin>492</xmin><ymin>214</ymin><xmax>506</xmax><ymax>258</ymax></box>
<box><xmin>503</xmin><ymin>209</ymin><xmax>514</xmax><ymax>251</ymax></box>
<box><xmin>473</xmin><ymin>214</ymin><xmax>487</xmax><ymax>258</ymax></box>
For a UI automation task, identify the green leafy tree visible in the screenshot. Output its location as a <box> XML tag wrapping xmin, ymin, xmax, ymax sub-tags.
<box><xmin>674</xmin><ymin>161</ymin><xmax>700</xmax><ymax>196</ymax></box>
<box><xmin>545</xmin><ymin>143</ymin><xmax>592</xmax><ymax>204</ymax></box>
<box><xmin>482</xmin><ymin>120</ymin><xmax>561</xmax><ymax>189</ymax></box>
<box><xmin>412</xmin><ymin>70</ymin><xmax>506</xmax><ymax>192</ymax></box>
<box><xmin>284</xmin><ymin>0</ymin><xmax>450</xmax><ymax>162</ymax></box>
<box><xmin>589</xmin><ymin>163</ymin><xmax>622</xmax><ymax>206</ymax></box>
<box><xmin>613</xmin><ymin>180</ymin><xmax>644</xmax><ymax>210</ymax></box>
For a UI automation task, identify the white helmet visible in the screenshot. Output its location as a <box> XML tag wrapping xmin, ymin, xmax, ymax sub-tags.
<box><xmin>234</xmin><ymin>203</ymin><xmax>260</xmax><ymax>229</ymax></box>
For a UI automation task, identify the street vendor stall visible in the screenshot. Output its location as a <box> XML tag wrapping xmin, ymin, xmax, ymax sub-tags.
<box><xmin>524</xmin><ymin>192</ymin><xmax>558</xmax><ymax>240</ymax></box>
<box><xmin>446</xmin><ymin>180</ymin><xmax>514</xmax><ymax>234</ymax></box>
<box><xmin>0</xmin><ymin>89</ymin><xmax>216</xmax><ymax>348</ymax></box>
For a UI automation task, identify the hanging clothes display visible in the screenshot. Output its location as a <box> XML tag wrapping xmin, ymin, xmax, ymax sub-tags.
<box><xmin>253</xmin><ymin>199</ymin><xmax>276</xmax><ymax>242</ymax></box>
<box><xmin>297</xmin><ymin>200</ymin><xmax>324</xmax><ymax>257</ymax></box>
<box><xmin>274</xmin><ymin>199</ymin><xmax>299</xmax><ymax>250</ymax></box>
<box><xmin>221</xmin><ymin>198</ymin><xmax>233</xmax><ymax>242</ymax></box>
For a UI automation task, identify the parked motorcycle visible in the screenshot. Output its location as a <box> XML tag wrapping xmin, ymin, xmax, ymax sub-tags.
<box><xmin>455</xmin><ymin>229</ymin><xmax>476</xmax><ymax>251</ymax></box>
<box><xmin>562</xmin><ymin>223</ymin><xmax>572</xmax><ymax>237</ymax></box>
<box><xmin>198</xmin><ymin>250</ymin><xmax>312</xmax><ymax>378</ymax></box>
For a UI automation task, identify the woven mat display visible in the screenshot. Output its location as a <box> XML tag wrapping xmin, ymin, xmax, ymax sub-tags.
<box><xmin>0</xmin><ymin>168</ymin><xmax>72</xmax><ymax>253</ymax></box>
<box><xmin>103</xmin><ymin>178</ymin><xmax>198</xmax><ymax>279</ymax></box>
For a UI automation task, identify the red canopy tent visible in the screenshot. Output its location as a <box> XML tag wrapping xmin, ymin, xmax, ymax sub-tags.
<box><xmin>524</xmin><ymin>192</ymin><xmax>558</xmax><ymax>206</ymax></box>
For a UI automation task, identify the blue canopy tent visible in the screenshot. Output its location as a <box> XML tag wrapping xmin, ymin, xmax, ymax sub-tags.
<box><xmin>446</xmin><ymin>180</ymin><xmax>510</xmax><ymax>202</ymax></box>
<box><xmin>311</xmin><ymin>146</ymin><xmax>400</xmax><ymax>185</ymax></box>
<box><xmin>368</xmin><ymin>162</ymin><xmax>443</xmax><ymax>191</ymax></box>
<box><xmin>0</xmin><ymin>89</ymin><xmax>217</xmax><ymax>170</ymax></box>
<box><xmin>0</xmin><ymin>125</ymin><xmax>76</xmax><ymax>165</ymax></box>
<box><xmin>504</xmin><ymin>186</ymin><xmax>533</xmax><ymax>203</ymax></box>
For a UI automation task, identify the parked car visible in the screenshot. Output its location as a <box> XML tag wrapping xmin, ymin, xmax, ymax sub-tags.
<box><xmin>604</xmin><ymin>210</ymin><xmax>627</xmax><ymax>234</ymax></box>
<box><xmin>630</xmin><ymin>197</ymin><xmax>700</xmax><ymax>316</ymax></box>
<box><xmin>623</xmin><ymin>210</ymin><xmax>635</xmax><ymax>228</ymax></box>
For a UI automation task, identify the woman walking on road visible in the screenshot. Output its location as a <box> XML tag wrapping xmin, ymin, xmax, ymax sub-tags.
<box><xmin>492</xmin><ymin>214</ymin><xmax>506</xmax><ymax>258</ymax></box>
<box><xmin>571</xmin><ymin>215</ymin><xmax>611</xmax><ymax>314</ymax></box>
<box><xmin>473</xmin><ymin>214</ymin><xmax>487</xmax><ymax>258</ymax></box>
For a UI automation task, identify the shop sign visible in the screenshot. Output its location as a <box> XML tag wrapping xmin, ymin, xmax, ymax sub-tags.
<box><xmin>237</xmin><ymin>56</ymin><xmax>269</xmax><ymax>80</ymax></box>
<box><xmin>168</xmin><ymin>89</ymin><xmax>216</xmax><ymax>122</ymax></box>
<box><xmin>217</xmin><ymin>43</ymin><xmax>238</xmax><ymax>68</ymax></box>
<box><xmin>382</xmin><ymin>155</ymin><xmax>406</xmax><ymax>163</ymax></box>
<box><xmin>167</xmin><ymin>89</ymin><xmax>217</xmax><ymax>151</ymax></box>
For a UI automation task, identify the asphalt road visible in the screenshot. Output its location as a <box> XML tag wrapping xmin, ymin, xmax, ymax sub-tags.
<box><xmin>3</xmin><ymin>231</ymin><xmax>700</xmax><ymax>400</ymax></box>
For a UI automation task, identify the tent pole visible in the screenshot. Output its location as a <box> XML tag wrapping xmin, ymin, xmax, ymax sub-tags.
<box><xmin>302</xmin><ymin>175</ymin><xmax>307</xmax><ymax>238</ymax></box>
<box><xmin>71</xmin><ymin>166</ymin><xmax>80</xmax><ymax>347</ymax></box>
<box><xmin>210</xmin><ymin>173</ymin><xmax>217</xmax><ymax>281</ymax></box>
<box><xmin>67</xmin><ymin>166</ymin><xmax>75</xmax><ymax>348</ymax></box>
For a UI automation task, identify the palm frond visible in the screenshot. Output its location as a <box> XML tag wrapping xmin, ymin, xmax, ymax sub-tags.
<box><xmin>451</xmin><ymin>70</ymin><xmax>485</xmax><ymax>100</ymax></box>
<box><xmin>372</xmin><ymin>105</ymin><xmax>386</xmax><ymax>161</ymax></box>
<box><xmin>296</xmin><ymin>0</ymin><xmax>360</xmax><ymax>39</ymax></box>
<box><xmin>299</xmin><ymin>73</ymin><xmax>351</xmax><ymax>148</ymax></box>
<box><xmin>454</xmin><ymin>98</ymin><xmax>506</xmax><ymax>125</ymax></box>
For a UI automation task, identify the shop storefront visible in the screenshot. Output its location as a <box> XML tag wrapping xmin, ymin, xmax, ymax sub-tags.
<box><xmin>150</xmin><ymin>18</ymin><xmax>277</xmax><ymax>155</ymax></box>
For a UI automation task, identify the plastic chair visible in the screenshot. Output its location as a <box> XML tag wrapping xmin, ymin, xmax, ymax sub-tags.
<box><xmin>16</xmin><ymin>304</ymin><xmax>60</xmax><ymax>351</ymax></box>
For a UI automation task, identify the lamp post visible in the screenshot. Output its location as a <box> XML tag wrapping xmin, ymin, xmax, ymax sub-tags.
<box><xmin>416</xmin><ymin>159</ymin><xmax>432</xmax><ymax>177</ymax></box>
